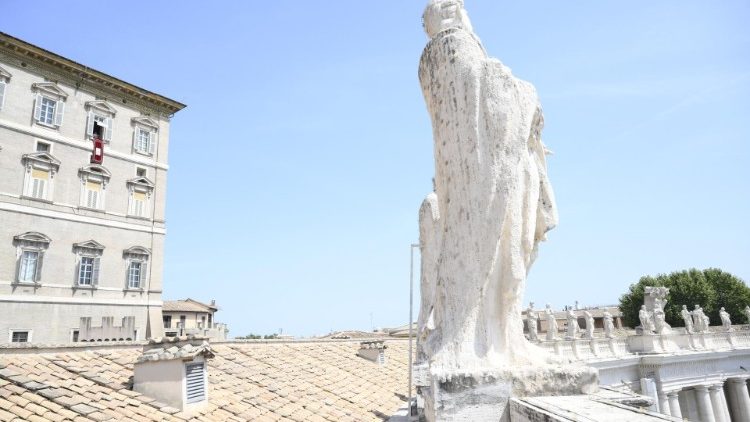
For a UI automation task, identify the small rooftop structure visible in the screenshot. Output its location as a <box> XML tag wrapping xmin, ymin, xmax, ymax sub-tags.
<box><xmin>133</xmin><ymin>336</ymin><xmax>214</xmax><ymax>412</ymax></box>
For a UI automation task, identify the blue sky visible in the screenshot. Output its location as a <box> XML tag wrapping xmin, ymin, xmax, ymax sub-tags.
<box><xmin>5</xmin><ymin>1</ymin><xmax>749</xmax><ymax>337</ymax></box>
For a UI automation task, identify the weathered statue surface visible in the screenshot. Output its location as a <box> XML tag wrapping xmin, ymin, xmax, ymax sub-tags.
<box><xmin>416</xmin><ymin>2</ymin><xmax>597</xmax><ymax>419</ymax></box>
<box><xmin>418</xmin><ymin>0</ymin><xmax>558</xmax><ymax>372</ymax></box>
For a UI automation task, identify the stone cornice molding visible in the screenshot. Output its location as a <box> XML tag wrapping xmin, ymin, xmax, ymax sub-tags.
<box><xmin>0</xmin><ymin>31</ymin><xmax>185</xmax><ymax>115</ymax></box>
<box><xmin>131</xmin><ymin>116</ymin><xmax>159</xmax><ymax>130</ymax></box>
<box><xmin>13</xmin><ymin>231</ymin><xmax>51</xmax><ymax>245</ymax></box>
<box><xmin>31</xmin><ymin>82</ymin><xmax>68</xmax><ymax>99</ymax></box>
<box><xmin>0</xmin><ymin>65</ymin><xmax>10</xmax><ymax>81</ymax></box>
<box><xmin>22</xmin><ymin>152</ymin><xmax>61</xmax><ymax>171</ymax></box>
<box><xmin>78</xmin><ymin>164</ymin><xmax>112</xmax><ymax>182</ymax></box>
<box><xmin>127</xmin><ymin>176</ymin><xmax>155</xmax><ymax>190</ymax></box>
<box><xmin>124</xmin><ymin>246</ymin><xmax>151</xmax><ymax>257</ymax></box>
<box><xmin>85</xmin><ymin>100</ymin><xmax>117</xmax><ymax>116</ymax></box>
<box><xmin>73</xmin><ymin>239</ymin><xmax>105</xmax><ymax>252</ymax></box>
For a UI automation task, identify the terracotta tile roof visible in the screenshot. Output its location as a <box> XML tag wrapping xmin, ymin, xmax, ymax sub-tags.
<box><xmin>0</xmin><ymin>339</ymin><xmax>409</xmax><ymax>421</ymax></box>
<box><xmin>162</xmin><ymin>299</ymin><xmax>215</xmax><ymax>313</ymax></box>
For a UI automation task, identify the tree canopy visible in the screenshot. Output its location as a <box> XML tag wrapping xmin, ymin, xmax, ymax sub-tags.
<box><xmin>618</xmin><ymin>268</ymin><xmax>749</xmax><ymax>329</ymax></box>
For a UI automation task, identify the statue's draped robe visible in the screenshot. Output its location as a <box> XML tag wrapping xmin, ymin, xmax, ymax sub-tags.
<box><xmin>418</xmin><ymin>27</ymin><xmax>557</xmax><ymax>370</ymax></box>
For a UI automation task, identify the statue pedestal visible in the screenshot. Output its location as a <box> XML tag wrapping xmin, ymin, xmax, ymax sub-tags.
<box><xmin>422</xmin><ymin>364</ymin><xmax>598</xmax><ymax>422</ymax></box>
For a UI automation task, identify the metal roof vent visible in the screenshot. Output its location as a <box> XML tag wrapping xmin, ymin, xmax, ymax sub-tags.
<box><xmin>133</xmin><ymin>335</ymin><xmax>214</xmax><ymax>412</ymax></box>
<box><xmin>358</xmin><ymin>340</ymin><xmax>387</xmax><ymax>365</ymax></box>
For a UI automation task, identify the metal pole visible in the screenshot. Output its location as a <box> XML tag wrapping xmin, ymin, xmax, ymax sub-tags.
<box><xmin>409</xmin><ymin>243</ymin><xmax>419</xmax><ymax>417</ymax></box>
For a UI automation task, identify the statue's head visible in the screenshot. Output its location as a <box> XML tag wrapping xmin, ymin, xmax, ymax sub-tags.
<box><xmin>423</xmin><ymin>0</ymin><xmax>474</xmax><ymax>39</ymax></box>
<box><xmin>682</xmin><ymin>305</ymin><xmax>687</xmax><ymax>310</ymax></box>
<box><xmin>721</xmin><ymin>307</ymin><xmax>725</xmax><ymax>311</ymax></box>
<box><xmin>695</xmin><ymin>304</ymin><xmax>700</xmax><ymax>309</ymax></box>
<box><xmin>641</xmin><ymin>305</ymin><xmax>646</xmax><ymax>310</ymax></box>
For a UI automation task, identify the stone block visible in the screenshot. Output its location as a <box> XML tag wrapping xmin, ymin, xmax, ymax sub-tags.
<box><xmin>422</xmin><ymin>365</ymin><xmax>598</xmax><ymax>422</ymax></box>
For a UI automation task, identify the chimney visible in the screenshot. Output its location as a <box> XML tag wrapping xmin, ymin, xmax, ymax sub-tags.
<box><xmin>358</xmin><ymin>340</ymin><xmax>387</xmax><ymax>365</ymax></box>
<box><xmin>133</xmin><ymin>336</ymin><xmax>214</xmax><ymax>412</ymax></box>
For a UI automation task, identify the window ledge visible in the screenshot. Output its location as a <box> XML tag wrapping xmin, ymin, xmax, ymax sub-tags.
<box><xmin>20</xmin><ymin>195</ymin><xmax>53</xmax><ymax>204</ymax></box>
<box><xmin>12</xmin><ymin>281</ymin><xmax>40</xmax><ymax>287</ymax></box>
<box><xmin>78</xmin><ymin>206</ymin><xmax>105</xmax><ymax>213</ymax></box>
<box><xmin>73</xmin><ymin>284</ymin><xmax>97</xmax><ymax>290</ymax></box>
<box><xmin>133</xmin><ymin>150</ymin><xmax>153</xmax><ymax>157</ymax></box>
<box><xmin>124</xmin><ymin>287</ymin><xmax>144</xmax><ymax>293</ymax></box>
<box><xmin>127</xmin><ymin>215</ymin><xmax>151</xmax><ymax>221</ymax></box>
<box><xmin>35</xmin><ymin>121</ymin><xmax>60</xmax><ymax>130</ymax></box>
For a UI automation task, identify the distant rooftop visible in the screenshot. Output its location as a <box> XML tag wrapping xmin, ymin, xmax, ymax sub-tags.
<box><xmin>0</xmin><ymin>338</ymin><xmax>410</xmax><ymax>421</ymax></box>
<box><xmin>162</xmin><ymin>299</ymin><xmax>218</xmax><ymax>313</ymax></box>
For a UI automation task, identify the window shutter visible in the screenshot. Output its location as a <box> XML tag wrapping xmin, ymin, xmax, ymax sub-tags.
<box><xmin>140</xmin><ymin>261</ymin><xmax>147</xmax><ymax>288</ymax></box>
<box><xmin>14</xmin><ymin>250</ymin><xmax>21</xmax><ymax>283</ymax></box>
<box><xmin>86</xmin><ymin>111</ymin><xmax>94</xmax><ymax>137</ymax></box>
<box><xmin>33</xmin><ymin>94</ymin><xmax>42</xmax><ymax>121</ymax></box>
<box><xmin>185</xmin><ymin>363</ymin><xmax>205</xmax><ymax>403</ymax></box>
<box><xmin>0</xmin><ymin>82</ymin><xmax>5</xmax><ymax>110</ymax></box>
<box><xmin>148</xmin><ymin>131</ymin><xmax>156</xmax><ymax>154</ymax></box>
<box><xmin>105</xmin><ymin>116</ymin><xmax>113</xmax><ymax>142</ymax></box>
<box><xmin>54</xmin><ymin>100</ymin><xmax>65</xmax><ymax>126</ymax></box>
<box><xmin>92</xmin><ymin>257</ymin><xmax>101</xmax><ymax>285</ymax></box>
<box><xmin>76</xmin><ymin>259</ymin><xmax>82</xmax><ymax>285</ymax></box>
<box><xmin>35</xmin><ymin>251</ymin><xmax>44</xmax><ymax>282</ymax></box>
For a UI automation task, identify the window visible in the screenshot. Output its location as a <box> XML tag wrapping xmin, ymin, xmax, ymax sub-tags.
<box><xmin>132</xmin><ymin>117</ymin><xmax>158</xmax><ymax>155</ymax></box>
<box><xmin>127</xmin><ymin>177</ymin><xmax>154</xmax><ymax>218</ymax></box>
<box><xmin>127</xmin><ymin>261</ymin><xmax>142</xmax><ymax>288</ymax></box>
<box><xmin>180</xmin><ymin>315</ymin><xmax>186</xmax><ymax>328</ymax></box>
<box><xmin>78</xmin><ymin>165</ymin><xmax>111</xmax><ymax>210</ymax></box>
<box><xmin>22</xmin><ymin>152</ymin><xmax>60</xmax><ymax>202</ymax></box>
<box><xmin>71</xmin><ymin>330</ymin><xmax>79</xmax><ymax>342</ymax></box>
<box><xmin>39</xmin><ymin>97</ymin><xmax>56</xmax><ymax>125</ymax></box>
<box><xmin>19</xmin><ymin>251</ymin><xmax>40</xmax><ymax>282</ymax></box>
<box><xmin>85</xmin><ymin>180</ymin><xmax>102</xmax><ymax>208</ymax></box>
<box><xmin>78</xmin><ymin>256</ymin><xmax>98</xmax><ymax>286</ymax></box>
<box><xmin>73</xmin><ymin>240</ymin><xmax>104</xmax><ymax>287</ymax></box>
<box><xmin>123</xmin><ymin>246</ymin><xmax>150</xmax><ymax>290</ymax></box>
<box><xmin>13</xmin><ymin>232</ymin><xmax>50</xmax><ymax>284</ymax></box>
<box><xmin>32</xmin><ymin>83</ymin><xmax>67</xmax><ymax>128</ymax></box>
<box><xmin>35</xmin><ymin>141</ymin><xmax>51</xmax><ymax>152</ymax></box>
<box><xmin>0</xmin><ymin>66</ymin><xmax>10</xmax><ymax>111</ymax></box>
<box><xmin>85</xmin><ymin>101</ymin><xmax>116</xmax><ymax>142</ymax></box>
<box><xmin>163</xmin><ymin>315</ymin><xmax>172</xmax><ymax>329</ymax></box>
<box><xmin>136</xmin><ymin>167</ymin><xmax>147</xmax><ymax>177</ymax></box>
<box><xmin>135</xmin><ymin>127</ymin><xmax>152</xmax><ymax>153</ymax></box>
<box><xmin>10</xmin><ymin>331</ymin><xmax>29</xmax><ymax>343</ymax></box>
<box><xmin>30</xmin><ymin>168</ymin><xmax>49</xmax><ymax>199</ymax></box>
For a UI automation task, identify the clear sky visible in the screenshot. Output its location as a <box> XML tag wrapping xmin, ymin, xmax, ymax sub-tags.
<box><xmin>4</xmin><ymin>1</ymin><xmax>749</xmax><ymax>338</ymax></box>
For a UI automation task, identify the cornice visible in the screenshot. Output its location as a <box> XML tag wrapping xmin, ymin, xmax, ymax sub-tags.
<box><xmin>0</xmin><ymin>32</ymin><xmax>186</xmax><ymax>116</ymax></box>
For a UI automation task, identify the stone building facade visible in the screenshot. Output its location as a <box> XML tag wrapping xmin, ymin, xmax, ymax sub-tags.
<box><xmin>0</xmin><ymin>32</ymin><xmax>185</xmax><ymax>344</ymax></box>
<box><xmin>162</xmin><ymin>299</ymin><xmax>228</xmax><ymax>340</ymax></box>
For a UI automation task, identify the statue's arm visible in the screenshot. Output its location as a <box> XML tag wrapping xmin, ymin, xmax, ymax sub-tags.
<box><xmin>418</xmin><ymin>192</ymin><xmax>441</xmax><ymax>336</ymax></box>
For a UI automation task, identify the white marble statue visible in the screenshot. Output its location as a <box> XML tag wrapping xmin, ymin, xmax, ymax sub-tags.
<box><xmin>681</xmin><ymin>305</ymin><xmax>694</xmax><ymax>334</ymax></box>
<box><xmin>692</xmin><ymin>305</ymin><xmax>706</xmax><ymax>333</ymax></box>
<box><xmin>545</xmin><ymin>304</ymin><xmax>558</xmax><ymax>341</ymax></box>
<box><xmin>639</xmin><ymin>305</ymin><xmax>655</xmax><ymax>335</ymax></box>
<box><xmin>719</xmin><ymin>307</ymin><xmax>732</xmax><ymax>332</ymax></box>
<box><xmin>653</xmin><ymin>308</ymin><xmax>672</xmax><ymax>335</ymax></box>
<box><xmin>603</xmin><ymin>311</ymin><xmax>615</xmax><ymax>339</ymax></box>
<box><xmin>417</xmin><ymin>0</ymin><xmax>558</xmax><ymax>370</ymax></box>
<box><xmin>744</xmin><ymin>306</ymin><xmax>750</xmax><ymax>324</ymax></box>
<box><xmin>566</xmin><ymin>309</ymin><xmax>579</xmax><ymax>340</ymax></box>
<box><xmin>526</xmin><ymin>302</ymin><xmax>539</xmax><ymax>342</ymax></box>
<box><xmin>582</xmin><ymin>310</ymin><xmax>595</xmax><ymax>340</ymax></box>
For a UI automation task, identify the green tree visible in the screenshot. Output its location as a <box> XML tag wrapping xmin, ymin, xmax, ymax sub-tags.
<box><xmin>703</xmin><ymin>268</ymin><xmax>750</xmax><ymax>324</ymax></box>
<box><xmin>618</xmin><ymin>268</ymin><xmax>746</xmax><ymax>328</ymax></box>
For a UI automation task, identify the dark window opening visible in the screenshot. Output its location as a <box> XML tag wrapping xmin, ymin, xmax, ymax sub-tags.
<box><xmin>163</xmin><ymin>315</ymin><xmax>172</xmax><ymax>329</ymax></box>
<box><xmin>93</xmin><ymin>122</ymin><xmax>104</xmax><ymax>138</ymax></box>
<box><xmin>36</xmin><ymin>142</ymin><xmax>51</xmax><ymax>152</ymax></box>
<box><xmin>72</xmin><ymin>330</ymin><xmax>79</xmax><ymax>342</ymax></box>
<box><xmin>11</xmin><ymin>331</ymin><xmax>29</xmax><ymax>343</ymax></box>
